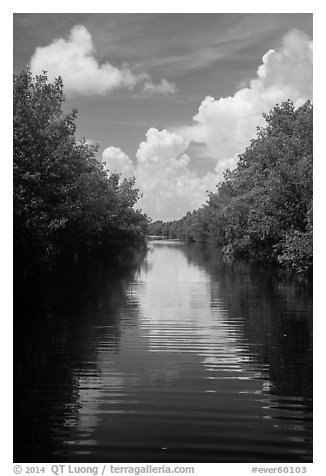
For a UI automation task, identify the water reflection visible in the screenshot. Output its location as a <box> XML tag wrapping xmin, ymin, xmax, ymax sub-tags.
<box><xmin>14</xmin><ymin>249</ymin><xmax>146</xmax><ymax>462</ymax></box>
<box><xmin>14</xmin><ymin>240</ymin><xmax>312</xmax><ymax>463</ymax></box>
<box><xmin>183</xmin><ymin>243</ymin><xmax>312</xmax><ymax>458</ymax></box>
<box><xmin>184</xmin><ymin>243</ymin><xmax>312</xmax><ymax>401</ymax></box>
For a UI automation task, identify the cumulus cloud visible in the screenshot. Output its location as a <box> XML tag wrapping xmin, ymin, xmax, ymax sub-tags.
<box><xmin>30</xmin><ymin>25</ymin><xmax>176</xmax><ymax>97</ymax></box>
<box><xmin>135</xmin><ymin>129</ymin><xmax>218</xmax><ymax>220</ymax></box>
<box><xmin>101</xmin><ymin>29</ymin><xmax>312</xmax><ymax>221</ymax></box>
<box><xmin>101</xmin><ymin>129</ymin><xmax>218</xmax><ymax>221</ymax></box>
<box><xmin>102</xmin><ymin>146</ymin><xmax>135</xmax><ymax>179</ymax></box>
<box><xmin>177</xmin><ymin>29</ymin><xmax>313</xmax><ymax>171</ymax></box>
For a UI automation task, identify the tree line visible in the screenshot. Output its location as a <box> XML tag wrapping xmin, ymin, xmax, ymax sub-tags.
<box><xmin>14</xmin><ymin>69</ymin><xmax>149</xmax><ymax>281</ymax></box>
<box><xmin>149</xmin><ymin>100</ymin><xmax>313</xmax><ymax>273</ymax></box>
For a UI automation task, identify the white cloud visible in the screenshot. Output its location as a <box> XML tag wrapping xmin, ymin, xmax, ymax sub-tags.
<box><xmin>135</xmin><ymin>129</ymin><xmax>218</xmax><ymax>221</ymax></box>
<box><xmin>101</xmin><ymin>129</ymin><xmax>218</xmax><ymax>221</ymax></box>
<box><xmin>101</xmin><ymin>29</ymin><xmax>312</xmax><ymax>221</ymax></box>
<box><xmin>102</xmin><ymin>146</ymin><xmax>135</xmax><ymax>179</ymax></box>
<box><xmin>30</xmin><ymin>25</ymin><xmax>176</xmax><ymax>97</ymax></box>
<box><xmin>177</xmin><ymin>29</ymin><xmax>313</xmax><ymax>171</ymax></box>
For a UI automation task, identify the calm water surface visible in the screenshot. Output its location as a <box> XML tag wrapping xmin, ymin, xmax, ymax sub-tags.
<box><xmin>14</xmin><ymin>240</ymin><xmax>312</xmax><ymax>462</ymax></box>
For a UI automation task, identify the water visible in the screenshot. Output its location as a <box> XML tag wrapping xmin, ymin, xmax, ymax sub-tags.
<box><xmin>14</xmin><ymin>240</ymin><xmax>312</xmax><ymax>463</ymax></box>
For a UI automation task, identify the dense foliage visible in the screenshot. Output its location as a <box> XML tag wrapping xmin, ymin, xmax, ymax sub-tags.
<box><xmin>149</xmin><ymin>100</ymin><xmax>313</xmax><ymax>273</ymax></box>
<box><xmin>14</xmin><ymin>69</ymin><xmax>148</xmax><ymax>278</ymax></box>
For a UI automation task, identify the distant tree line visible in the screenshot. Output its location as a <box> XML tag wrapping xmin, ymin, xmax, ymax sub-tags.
<box><xmin>149</xmin><ymin>100</ymin><xmax>313</xmax><ymax>273</ymax></box>
<box><xmin>14</xmin><ymin>69</ymin><xmax>149</xmax><ymax>281</ymax></box>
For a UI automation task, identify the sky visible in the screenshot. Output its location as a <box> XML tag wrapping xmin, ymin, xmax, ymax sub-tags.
<box><xmin>13</xmin><ymin>13</ymin><xmax>313</xmax><ymax>221</ymax></box>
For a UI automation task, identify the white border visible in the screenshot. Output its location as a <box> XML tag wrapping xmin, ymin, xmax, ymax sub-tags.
<box><xmin>4</xmin><ymin>3</ymin><xmax>323</xmax><ymax>474</ymax></box>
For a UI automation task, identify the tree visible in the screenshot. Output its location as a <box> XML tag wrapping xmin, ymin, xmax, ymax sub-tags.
<box><xmin>14</xmin><ymin>69</ymin><xmax>148</xmax><ymax>278</ymax></box>
<box><xmin>157</xmin><ymin>100</ymin><xmax>313</xmax><ymax>272</ymax></box>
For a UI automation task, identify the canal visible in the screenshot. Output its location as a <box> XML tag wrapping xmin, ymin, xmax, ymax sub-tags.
<box><xmin>14</xmin><ymin>239</ymin><xmax>313</xmax><ymax>462</ymax></box>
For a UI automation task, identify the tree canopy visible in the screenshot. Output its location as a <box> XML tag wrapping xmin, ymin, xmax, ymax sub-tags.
<box><xmin>149</xmin><ymin>100</ymin><xmax>313</xmax><ymax>273</ymax></box>
<box><xmin>14</xmin><ymin>69</ymin><xmax>148</xmax><ymax>278</ymax></box>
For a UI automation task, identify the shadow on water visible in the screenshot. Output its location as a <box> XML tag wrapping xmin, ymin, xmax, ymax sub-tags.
<box><xmin>14</xmin><ymin>247</ymin><xmax>147</xmax><ymax>462</ymax></box>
